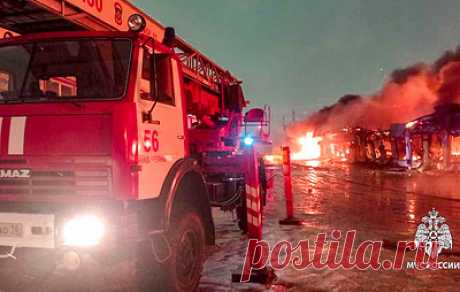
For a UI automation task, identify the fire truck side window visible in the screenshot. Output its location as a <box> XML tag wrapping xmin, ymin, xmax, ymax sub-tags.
<box><xmin>142</xmin><ymin>51</ymin><xmax>175</xmax><ymax>106</ymax></box>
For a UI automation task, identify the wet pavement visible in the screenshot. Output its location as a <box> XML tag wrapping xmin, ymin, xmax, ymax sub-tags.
<box><xmin>200</xmin><ymin>163</ymin><xmax>460</xmax><ymax>292</ymax></box>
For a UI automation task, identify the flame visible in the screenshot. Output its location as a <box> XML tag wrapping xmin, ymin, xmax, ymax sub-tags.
<box><xmin>292</xmin><ymin>132</ymin><xmax>322</xmax><ymax>160</ymax></box>
<box><xmin>263</xmin><ymin>154</ymin><xmax>282</xmax><ymax>164</ymax></box>
<box><xmin>451</xmin><ymin>136</ymin><xmax>460</xmax><ymax>155</ymax></box>
<box><xmin>406</xmin><ymin>121</ymin><xmax>417</xmax><ymax>129</ymax></box>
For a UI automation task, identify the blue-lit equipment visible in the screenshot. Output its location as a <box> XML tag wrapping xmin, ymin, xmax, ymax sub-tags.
<box><xmin>243</xmin><ymin>136</ymin><xmax>254</xmax><ymax>146</ymax></box>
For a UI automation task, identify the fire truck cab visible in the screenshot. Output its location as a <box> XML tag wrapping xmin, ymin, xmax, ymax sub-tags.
<box><xmin>0</xmin><ymin>1</ymin><xmax>269</xmax><ymax>291</ymax></box>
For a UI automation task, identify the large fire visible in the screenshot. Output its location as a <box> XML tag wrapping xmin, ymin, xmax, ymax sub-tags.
<box><xmin>292</xmin><ymin>132</ymin><xmax>322</xmax><ymax>161</ymax></box>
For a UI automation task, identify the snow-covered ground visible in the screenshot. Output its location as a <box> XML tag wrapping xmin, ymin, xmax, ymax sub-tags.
<box><xmin>200</xmin><ymin>164</ymin><xmax>460</xmax><ymax>292</ymax></box>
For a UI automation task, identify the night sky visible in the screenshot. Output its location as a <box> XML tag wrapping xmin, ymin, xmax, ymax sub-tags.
<box><xmin>134</xmin><ymin>0</ymin><xmax>460</xmax><ymax>137</ymax></box>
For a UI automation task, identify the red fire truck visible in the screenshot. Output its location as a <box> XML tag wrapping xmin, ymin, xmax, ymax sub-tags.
<box><xmin>0</xmin><ymin>0</ymin><xmax>269</xmax><ymax>291</ymax></box>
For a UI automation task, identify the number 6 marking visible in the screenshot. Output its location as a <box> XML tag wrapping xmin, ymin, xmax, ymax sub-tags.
<box><xmin>152</xmin><ymin>130</ymin><xmax>159</xmax><ymax>152</ymax></box>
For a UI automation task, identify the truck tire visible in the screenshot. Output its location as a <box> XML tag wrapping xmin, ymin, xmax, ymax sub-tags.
<box><xmin>137</xmin><ymin>211</ymin><xmax>206</xmax><ymax>292</ymax></box>
<box><xmin>166</xmin><ymin>211</ymin><xmax>206</xmax><ymax>291</ymax></box>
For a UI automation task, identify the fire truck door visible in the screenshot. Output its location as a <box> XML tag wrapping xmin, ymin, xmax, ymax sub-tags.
<box><xmin>137</xmin><ymin>49</ymin><xmax>185</xmax><ymax>199</ymax></box>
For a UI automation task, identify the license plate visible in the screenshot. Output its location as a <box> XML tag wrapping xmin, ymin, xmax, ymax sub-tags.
<box><xmin>0</xmin><ymin>213</ymin><xmax>54</xmax><ymax>249</ymax></box>
<box><xmin>0</xmin><ymin>223</ymin><xmax>23</xmax><ymax>238</ymax></box>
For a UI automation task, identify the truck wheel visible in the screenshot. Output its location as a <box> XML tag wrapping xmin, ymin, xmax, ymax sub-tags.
<box><xmin>136</xmin><ymin>211</ymin><xmax>206</xmax><ymax>292</ymax></box>
<box><xmin>166</xmin><ymin>211</ymin><xmax>206</xmax><ymax>291</ymax></box>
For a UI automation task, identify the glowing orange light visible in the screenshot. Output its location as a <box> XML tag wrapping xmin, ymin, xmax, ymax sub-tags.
<box><xmin>304</xmin><ymin>160</ymin><xmax>321</xmax><ymax>167</ymax></box>
<box><xmin>131</xmin><ymin>140</ymin><xmax>138</xmax><ymax>157</ymax></box>
<box><xmin>292</xmin><ymin>132</ymin><xmax>322</xmax><ymax>161</ymax></box>
<box><xmin>263</xmin><ymin>154</ymin><xmax>282</xmax><ymax>165</ymax></box>
<box><xmin>451</xmin><ymin>137</ymin><xmax>460</xmax><ymax>155</ymax></box>
<box><xmin>406</xmin><ymin>121</ymin><xmax>417</xmax><ymax>128</ymax></box>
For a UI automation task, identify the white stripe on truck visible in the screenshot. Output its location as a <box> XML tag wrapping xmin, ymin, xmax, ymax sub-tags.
<box><xmin>8</xmin><ymin>116</ymin><xmax>26</xmax><ymax>155</ymax></box>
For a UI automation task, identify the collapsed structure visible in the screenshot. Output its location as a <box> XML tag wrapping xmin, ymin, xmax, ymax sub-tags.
<box><xmin>318</xmin><ymin>128</ymin><xmax>390</xmax><ymax>164</ymax></box>
<box><xmin>297</xmin><ymin>104</ymin><xmax>460</xmax><ymax>171</ymax></box>
<box><xmin>392</xmin><ymin>103</ymin><xmax>460</xmax><ymax>170</ymax></box>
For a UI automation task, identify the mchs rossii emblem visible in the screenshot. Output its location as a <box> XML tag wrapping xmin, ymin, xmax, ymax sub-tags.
<box><xmin>415</xmin><ymin>209</ymin><xmax>453</xmax><ymax>257</ymax></box>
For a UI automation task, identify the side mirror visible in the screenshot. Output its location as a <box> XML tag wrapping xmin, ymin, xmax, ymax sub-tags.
<box><xmin>143</xmin><ymin>52</ymin><xmax>164</xmax><ymax>124</ymax></box>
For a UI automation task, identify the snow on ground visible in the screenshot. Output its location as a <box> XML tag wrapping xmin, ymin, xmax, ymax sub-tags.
<box><xmin>200</xmin><ymin>163</ymin><xmax>460</xmax><ymax>292</ymax></box>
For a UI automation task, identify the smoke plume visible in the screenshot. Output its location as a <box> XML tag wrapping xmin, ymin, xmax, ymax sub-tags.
<box><xmin>288</xmin><ymin>45</ymin><xmax>460</xmax><ymax>138</ymax></box>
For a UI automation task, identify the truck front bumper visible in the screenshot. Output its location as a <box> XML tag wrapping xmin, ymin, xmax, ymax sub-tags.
<box><xmin>0</xmin><ymin>201</ymin><xmax>147</xmax><ymax>291</ymax></box>
<box><xmin>0</xmin><ymin>241</ymin><xmax>141</xmax><ymax>292</ymax></box>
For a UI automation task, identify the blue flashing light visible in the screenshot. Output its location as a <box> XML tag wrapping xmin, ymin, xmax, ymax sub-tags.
<box><xmin>244</xmin><ymin>136</ymin><xmax>254</xmax><ymax>146</ymax></box>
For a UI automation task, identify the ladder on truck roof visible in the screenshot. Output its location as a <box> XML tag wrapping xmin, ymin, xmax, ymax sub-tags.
<box><xmin>0</xmin><ymin>0</ymin><xmax>238</xmax><ymax>92</ymax></box>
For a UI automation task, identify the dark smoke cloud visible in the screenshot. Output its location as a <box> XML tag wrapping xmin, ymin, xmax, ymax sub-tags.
<box><xmin>433</xmin><ymin>46</ymin><xmax>460</xmax><ymax>73</ymax></box>
<box><xmin>390</xmin><ymin>63</ymin><xmax>426</xmax><ymax>85</ymax></box>
<box><xmin>434</xmin><ymin>46</ymin><xmax>460</xmax><ymax>105</ymax></box>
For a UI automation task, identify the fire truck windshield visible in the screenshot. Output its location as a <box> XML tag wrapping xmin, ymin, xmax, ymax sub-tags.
<box><xmin>0</xmin><ymin>38</ymin><xmax>132</xmax><ymax>102</ymax></box>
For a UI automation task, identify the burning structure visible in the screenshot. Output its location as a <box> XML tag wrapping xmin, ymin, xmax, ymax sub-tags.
<box><xmin>312</xmin><ymin>127</ymin><xmax>390</xmax><ymax>164</ymax></box>
<box><xmin>290</xmin><ymin>105</ymin><xmax>460</xmax><ymax>171</ymax></box>
<box><xmin>291</xmin><ymin>132</ymin><xmax>322</xmax><ymax>161</ymax></box>
<box><xmin>393</xmin><ymin>104</ymin><xmax>460</xmax><ymax>170</ymax></box>
<box><xmin>288</xmin><ymin>127</ymin><xmax>391</xmax><ymax>165</ymax></box>
<box><xmin>287</xmin><ymin>45</ymin><xmax>460</xmax><ymax>171</ymax></box>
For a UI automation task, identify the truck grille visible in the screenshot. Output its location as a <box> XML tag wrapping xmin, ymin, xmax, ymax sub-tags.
<box><xmin>0</xmin><ymin>169</ymin><xmax>112</xmax><ymax>196</ymax></box>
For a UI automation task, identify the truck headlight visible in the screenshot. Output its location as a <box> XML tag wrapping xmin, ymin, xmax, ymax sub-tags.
<box><xmin>62</xmin><ymin>215</ymin><xmax>105</xmax><ymax>247</ymax></box>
